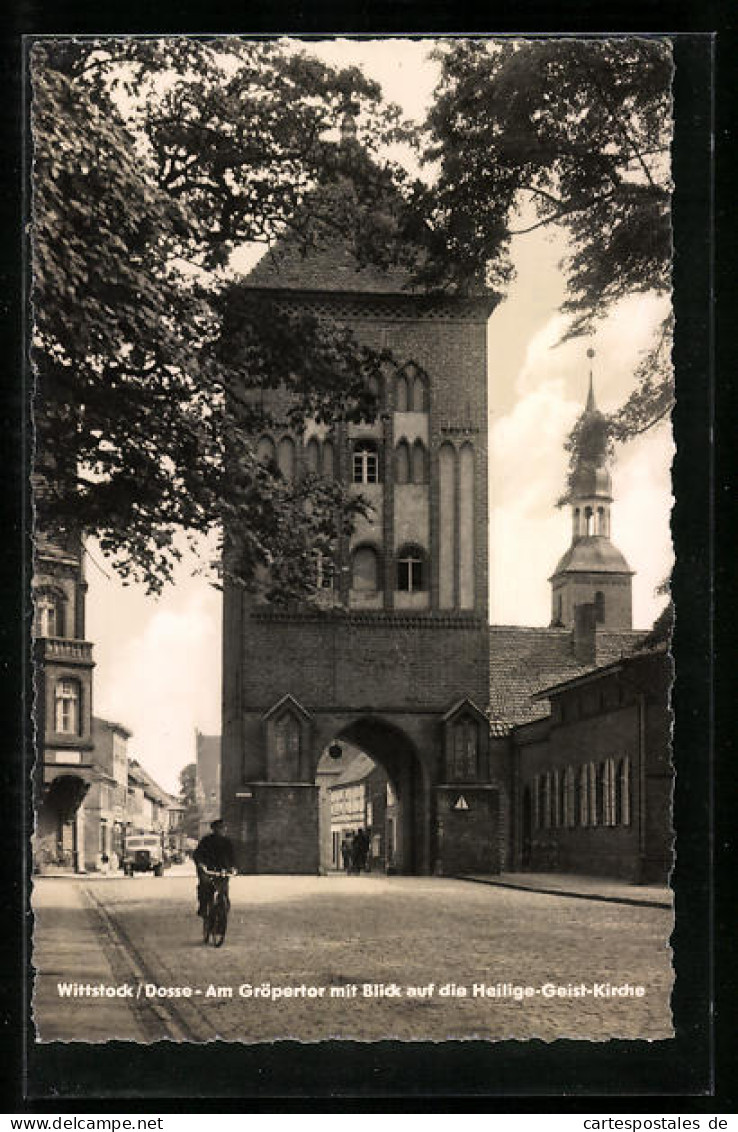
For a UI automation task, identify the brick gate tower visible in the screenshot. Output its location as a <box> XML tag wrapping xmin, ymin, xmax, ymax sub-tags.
<box><xmin>221</xmin><ymin>181</ymin><xmax>499</xmax><ymax>874</ymax></box>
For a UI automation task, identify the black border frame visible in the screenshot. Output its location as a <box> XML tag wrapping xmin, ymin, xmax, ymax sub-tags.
<box><xmin>2</xmin><ymin>4</ymin><xmax>731</xmax><ymax>1110</ymax></box>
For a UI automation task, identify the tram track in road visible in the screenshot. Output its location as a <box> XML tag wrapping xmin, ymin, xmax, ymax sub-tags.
<box><xmin>81</xmin><ymin>883</ymin><xmax>220</xmax><ymax>1043</ymax></box>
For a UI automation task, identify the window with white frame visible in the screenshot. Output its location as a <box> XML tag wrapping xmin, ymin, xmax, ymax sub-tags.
<box><xmin>352</xmin><ymin>441</ymin><xmax>379</xmax><ymax>484</ymax></box>
<box><xmin>55</xmin><ymin>679</ymin><xmax>80</xmax><ymax>734</ymax></box>
<box><xmin>396</xmin><ymin>545</ymin><xmax>426</xmax><ymax>593</ymax></box>
<box><xmin>36</xmin><ymin>591</ymin><xmax>64</xmax><ymax>638</ymax></box>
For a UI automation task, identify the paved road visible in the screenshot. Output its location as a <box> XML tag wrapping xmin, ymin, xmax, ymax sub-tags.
<box><xmin>32</xmin><ymin>872</ymin><xmax>674</xmax><ymax>1043</ymax></box>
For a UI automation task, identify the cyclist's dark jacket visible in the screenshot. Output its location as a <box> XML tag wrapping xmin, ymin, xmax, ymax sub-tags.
<box><xmin>193</xmin><ymin>832</ymin><xmax>235</xmax><ymax>871</ymax></box>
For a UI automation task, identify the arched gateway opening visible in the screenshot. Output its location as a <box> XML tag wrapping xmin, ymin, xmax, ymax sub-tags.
<box><xmin>315</xmin><ymin>717</ymin><xmax>426</xmax><ymax>876</ymax></box>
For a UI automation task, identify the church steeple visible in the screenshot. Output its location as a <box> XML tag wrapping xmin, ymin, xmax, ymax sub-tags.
<box><xmin>549</xmin><ymin>353</ymin><xmax>634</xmax><ymax>630</ymax></box>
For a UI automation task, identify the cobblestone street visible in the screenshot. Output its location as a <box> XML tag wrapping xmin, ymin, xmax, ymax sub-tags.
<box><xmin>32</xmin><ymin>872</ymin><xmax>674</xmax><ymax>1044</ymax></box>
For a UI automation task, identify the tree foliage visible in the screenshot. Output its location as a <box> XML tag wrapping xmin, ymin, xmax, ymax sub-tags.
<box><xmin>31</xmin><ymin>39</ymin><xmax>415</xmax><ymax>596</ymax></box>
<box><xmin>418</xmin><ymin>37</ymin><xmax>674</xmax><ymax>447</ymax></box>
<box><xmin>32</xmin><ymin>37</ymin><xmax>675</xmax><ymax>601</ymax></box>
<box><xmin>178</xmin><ymin>762</ymin><xmax>200</xmax><ymax>839</ymax></box>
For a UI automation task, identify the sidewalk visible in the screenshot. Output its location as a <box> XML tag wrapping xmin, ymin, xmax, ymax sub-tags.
<box><xmin>32</xmin><ymin>878</ymin><xmax>145</xmax><ymax>1041</ymax></box>
<box><xmin>458</xmin><ymin>871</ymin><xmax>672</xmax><ymax>908</ymax></box>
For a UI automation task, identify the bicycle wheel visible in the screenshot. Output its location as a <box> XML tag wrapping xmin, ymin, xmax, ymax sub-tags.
<box><xmin>210</xmin><ymin>902</ymin><xmax>227</xmax><ymax>947</ymax></box>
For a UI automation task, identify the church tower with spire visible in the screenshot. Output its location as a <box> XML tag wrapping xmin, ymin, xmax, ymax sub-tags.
<box><xmin>549</xmin><ymin>358</ymin><xmax>634</xmax><ymax>630</ymax></box>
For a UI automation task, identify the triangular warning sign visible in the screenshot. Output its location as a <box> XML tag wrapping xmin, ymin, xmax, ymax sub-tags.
<box><xmin>453</xmin><ymin>795</ymin><xmax>470</xmax><ymax>811</ymax></box>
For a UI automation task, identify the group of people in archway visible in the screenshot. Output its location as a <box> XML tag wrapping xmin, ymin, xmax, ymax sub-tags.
<box><xmin>341</xmin><ymin>828</ymin><xmax>370</xmax><ymax>874</ymax></box>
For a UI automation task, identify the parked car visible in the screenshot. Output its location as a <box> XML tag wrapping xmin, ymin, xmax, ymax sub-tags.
<box><xmin>122</xmin><ymin>834</ymin><xmax>166</xmax><ymax>877</ymax></box>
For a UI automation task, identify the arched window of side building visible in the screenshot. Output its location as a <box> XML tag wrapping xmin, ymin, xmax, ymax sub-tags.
<box><xmin>578</xmin><ymin>765</ymin><xmax>589</xmax><ymax>827</ymax></box>
<box><xmin>616</xmin><ymin>757</ymin><xmax>631</xmax><ymax>825</ymax></box>
<box><xmin>588</xmin><ymin>762</ymin><xmax>599</xmax><ymax>825</ymax></box>
<box><xmin>564</xmin><ymin>766</ymin><xmax>576</xmax><ymax>827</ymax></box>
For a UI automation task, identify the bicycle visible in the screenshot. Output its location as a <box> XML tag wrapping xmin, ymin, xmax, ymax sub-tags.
<box><xmin>200</xmin><ymin>867</ymin><xmax>232</xmax><ymax>947</ymax></box>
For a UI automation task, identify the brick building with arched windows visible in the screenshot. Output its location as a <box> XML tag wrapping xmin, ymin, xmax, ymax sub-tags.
<box><xmin>218</xmin><ymin>143</ymin><xmax>672</xmax><ymax>884</ymax></box>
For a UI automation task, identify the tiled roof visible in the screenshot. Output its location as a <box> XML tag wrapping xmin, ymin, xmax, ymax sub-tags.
<box><xmin>239</xmin><ymin>180</ymin><xmax>489</xmax><ymax>299</ymax></box>
<box><xmin>488</xmin><ymin>626</ymin><xmax>643</xmax><ymax>732</ymax></box>
<box><xmin>127</xmin><ymin>759</ymin><xmax>172</xmax><ymax>806</ymax></box>
<box><xmin>242</xmin><ymin>230</ymin><xmax>429</xmax><ymax>296</ymax></box>
<box><xmin>329</xmin><ymin>751</ymin><xmax>377</xmax><ymax>789</ymax></box>
<box><xmin>552</xmin><ymin>536</ymin><xmax>633</xmax><ymax>576</ymax></box>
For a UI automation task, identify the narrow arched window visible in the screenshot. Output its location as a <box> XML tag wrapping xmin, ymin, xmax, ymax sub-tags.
<box><xmin>603</xmin><ymin>758</ymin><xmax>616</xmax><ymax>825</ymax></box>
<box><xmin>589</xmin><ymin>762</ymin><xmax>598</xmax><ymax>825</ymax></box>
<box><xmin>450</xmin><ymin>717</ymin><xmax>478</xmax><ymax>780</ymax></box>
<box><xmin>411</xmin><ymin>373</ymin><xmax>428</xmax><ymax>412</ymax></box>
<box><xmin>578</xmin><ymin>765</ymin><xmax>589</xmax><ymax>827</ymax></box>
<box><xmin>574</xmin><ymin>507</ymin><xmax>581</xmax><ymax>537</ymax></box>
<box><xmin>277</xmin><ymin>437</ymin><xmax>295</xmax><ymax>480</ymax></box>
<box><xmin>273</xmin><ymin>714</ymin><xmax>301</xmax><ymax>780</ymax></box>
<box><xmin>411</xmin><ymin>439</ymin><xmax>428</xmax><ymax>484</ymax></box>
<box><xmin>594</xmin><ymin>590</ymin><xmax>605</xmax><ymax>623</ymax></box>
<box><xmin>352</xmin><ymin>441</ymin><xmax>379</xmax><ymax>485</ymax></box>
<box><xmin>396</xmin><ymin>545</ymin><xmax>426</xmax><ymax>593</ymax></box>
<box><xmin>564</xmin><ymin>766</ymin><xmax>576</xmax><ymax>827</ymax></box>
<box><xmin>352</xmin><ymin>545</ymin><xmax>379</xmax><ymax>592</ymax></box>
<box><xmin>305</xmin><ymin>437</ymin><xmax>320</xmax><ymax>475</ymax></box>
<box><xmin>256</xmin><ymin>436</ymin><xmax>276</xmax><ymax>465</ymax></box>
<box><xmin>322</xmin><ymin>440</ymin><xmax>334</xmax><ymax>479</ymax></box>
<box><xmin>396</xmin><ymin>374</ymin><xmax>409</xmax><ymax>412</ymax></box>
<box><xmin>596</xmin><ymin>762</ymin><xmax>607</xmax><ymax>825</ymax></box>
<box><xmin>551</xmin><ymin>769</ymin><xmax>561</xmax><ymax>828</ymax></box>
<box><xmin>395</xmin><ymin>440</ymin><xmax>410</xmax><ymax>485</ymax></box>
<box><xmin>616</xmin><ymin>757</ymin><xmax>631</xmax><ymax>825</ymax></box>
<box><xmin>538</xmin><ymin>774</ymin><xmax>547</xmax><ymax>829</ymax></box>
<box><xmin>597</xmin><ymin>506</ymin><xmax>605</xmax><ymax>535</ymax></box>
<box><xmin>585</xmin><ymin>506</ymin><xmax>594</xmax><ymax>536</ymax></box>
<box><xmin>55</xmin><ymin>679</ymin><xmax>80</xmax><ymax>734</ymax></box>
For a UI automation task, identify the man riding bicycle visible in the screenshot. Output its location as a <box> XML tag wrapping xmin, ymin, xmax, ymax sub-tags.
<box><xmin>193</xmin><ymin>819</ymin><xmax>235</xmax><ymax>917</ymax></box>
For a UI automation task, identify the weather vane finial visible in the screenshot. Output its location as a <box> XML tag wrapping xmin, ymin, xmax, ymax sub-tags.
<box><xmin>585</xmin><ymin>347</ymin><xmax>597</xmax><ymax>412</ymax></box>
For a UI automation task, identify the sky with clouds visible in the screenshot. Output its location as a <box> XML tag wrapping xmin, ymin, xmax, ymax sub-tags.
<box><xmin>84</xmin><ymin>38</ymin><xmax>673</xmax><ymax>794</ymax></box>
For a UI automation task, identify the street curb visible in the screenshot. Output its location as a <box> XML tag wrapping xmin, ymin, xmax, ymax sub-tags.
<box><xmin>455</xmin><ymin>874</ymin><xmax>672</xmax><ymax>909</ymax></box>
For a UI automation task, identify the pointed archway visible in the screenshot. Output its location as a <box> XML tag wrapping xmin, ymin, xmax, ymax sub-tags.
<box><xmin>320</xmin><ymin>716</ymin><xmax>428</xmax><ymax>876</ymax></box>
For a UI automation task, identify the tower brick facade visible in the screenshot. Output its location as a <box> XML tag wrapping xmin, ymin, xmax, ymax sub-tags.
<box><xmin>221</xmin><ymin>233</ymin><xmax>501</xmax><ymax>874</ymax></box>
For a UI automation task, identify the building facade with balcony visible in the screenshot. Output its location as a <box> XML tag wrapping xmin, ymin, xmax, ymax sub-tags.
<box><xmin>33</xmin><ymin>534</ymin><xmax>96</xmax><ymax>872</ymax></box>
